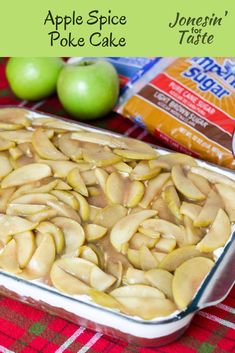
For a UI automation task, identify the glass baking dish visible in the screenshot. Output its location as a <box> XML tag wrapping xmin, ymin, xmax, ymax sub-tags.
<box><xmin>0</xmin><ymin>106</ymin><xmax>234</xmax><ymax>347</ymax></box>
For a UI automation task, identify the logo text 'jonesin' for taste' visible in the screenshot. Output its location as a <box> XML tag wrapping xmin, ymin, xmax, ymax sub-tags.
<box><xmin>169</xmin><ymin>11</ymin><xmax>229</xmax><ymax>45</ymax></box>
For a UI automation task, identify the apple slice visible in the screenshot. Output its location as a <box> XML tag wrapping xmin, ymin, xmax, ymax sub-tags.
<box><xmin>50</xmin><ymin>190</ymin><xmax>79</xmax><ymax>210</ymax></box>
<box><xmin>187</xmin><ymin>172</ymin><xmax>211</xmax><ymax>195</ymax></box>
<box><xmin>0</xmin><ymin>122</ymin><xmax>24</xmax><ymax>130</ymax></box>
<box><xmin>9</xmin><ymin>146</ymin><xmax>23</xmax><ymax>160</ymax></box>
<box><xmin>0</xmin><ymin>187</ymin><xmax>15</xmax><ymax>213</ymax></box>
<box><xmin>36</xmin><ymin>221</ymin><xmax>64</xmax><ymax>254</ymax></box>
<box><xmin>78</xmin><ymin>245</ymin><xmax>99</xmax><ymax>265</ymax></box>
<box><xmin>83</xmin><ymin>149</ymin><xmax>121</xmax><ymax>167</ymax></box>
<box><xmin>71</xmin><ymin>191</ymin><xmax>90</xmax><ymax>221</ymax></box>
<box><xmin>197</xmin><ymin>209</ymin><xmax>231</xmax><ymax>252</ymax></box>
<box><xmin>114</xmin><ymin>161</ymin><xmax>132</xmax><ymax>174</ymax></box>
<box><xmin>145</xmin><ymin>269</ymin><xmax>174</xmax><ymax>300</ymax></box>
<box><xmin>173</xmin><ymin>257</ymin><xmax>214</xmax><ymax>309</ymax></box>
<box><xmin>163</xmin><ymin>185</ymin><xmax>182</xmax><ymax>221</ymax></box>
<box><xmin>27</xmin><ymin>208</ymin><xmax>57</xmax><ymax>223</ymax></box>
<box><xmin>139</xmin><ymin>173</ymin><xmax>171</xmax><ymax>208</ymax></box>
<box><xmin>157</xmin><ymin>153</ymin><xmax>197</xmax><ymax>167</ymax></box>
<box><xmin>0</xmin><ymin>215</ymin><xmax>37</xmax><ymax>241</ymax></box>
<box><xmin>191</xmin><ymin>166</ymin><xmax>235</xmax><ymax>189</ymax></box>
<box><xmin>0</xmin><ymin>108</ymin><xmax>30</xmax><ymax>127</ymax></box>
<box><xmin>12</xmin><ymin>193</ymin><xmax>57</xmax><ymax>205</ymax></box>
<box><xmin>139</xmin><ymin>245</ymin><xmax>159</xmax><ymax>270</ymax></box>
<box><xmin>111</xmin><ymin>284</ymin><xmax>165</xmax><ymax>298</ymax></box>
<box><xmin>71</xmin><ymin>131</ymin><xmax>126</xmax><ymax>148</ymax></box>
<box><xmin>151</xmin><ymin>197</ymin><xmax>176</xmax><ymax>223</ymax></box>
<box><xmin>0</xmin><ymin>130</ymin><xmax>33</xmax><ymax>143</ymax></box>
<box><xmin>51</xmin><ymin>216</ymin><xmax>85</xmax><ymax>255</ymax></box>
<box><xmin>67</xmin><ymin>168</ymin><xmax>88</xmax><ymax>197</ymax></box>
<box><xmin>106</xmin><ymin>172</ymin><xmax>126</xmax><ymax>204</ymax></box>
<box><xmin>37</xmin><ymin>160</ymin><xmax>88</xmax><ymax>178</ymax></box>
<box><xmin>131</xmin><ymin>161</ymin><xmax>161</xmax><ymax>180</ymax></box>
<box><xmin>80</xmin><ymin>170</ymin><xmax>97</xmax><ymax>186</ymax></box>
<box><xmin>215</xmin><ymin>183</ymin><xmax>235</xmax><ymax>222</ymax></box>
<box><xmin>90</xmin><ymin>266</ymin><xmax>116</xmax><ymax>291</ymax></box>
<box><xmin>50</xmin><ymin>258</ymin><xmax>93</xmax><ymax>294</ymax></box>
<box><xmin>110</xmin><ymin>210</ymin><xmax>157</xmax><ymax>252</ymax></box>
<box><xmin>47</xmin><ymin>200</ymin><xmax>81</xmax><ymax>222</ymax></box>
<box><xmin>172</xmin><ymin>165</ymin><xmax>205</xmax><ymax>201</ymax></box>
<box><xmin>124</xmin><ymin>268</ymin><xmax>149</xmax><ymax>285</ymax></box>
<box><xmin>146</xmin><ymin>219</ymin><xmax>186</xmax><ymax>246</ymax></box>
<box><xmin>84</xmin><ymin>224</ymin><xmax>107</xmax><ymax>242</ymax></box>
<box><xmin>55</xmin><ymin>180</ymin><xmax>72</xmax><ymax>190</ymax></box>
<box><xmin>127</xmin><ymin>248</ymin><xmax>141</xmax><ymax>268</ymax></box>
<box><xmin>115</xmin><ymin>297</ymin><xmax>176</xmax><ymax>320</ymax></box>
<box><xmin>32</xmin><ymin>128</ymin><xmax>68</xmax><ymax>161</ymax></box>
<box><xmin>23</xmin><ymin>179</ymin><xmax>58</xmax><ymax>194</ymax></box>
<box><xmin>7</xmin><ymin>203</ymin><xmax>48</xmax><ymax>216</ymax></box>
<box><xmin>94</xmin><ymin>204</ymin><xmax>127</xmax><ymax>229</ymax></box>
<box><xmin>94</xmin><ymin>168</ymin><xmax>109</xmax><ymax>192</ymax></box>
<box><xmin>113</xmin><ymin>148</ymin><xmax>157</xmax><ymax>160</ymax></box>
<box><xmin>24</xmin><ymin>233</ymin><xmax>56</xmax><ymax>279</ymax></box>
<box><xmin>193</xmin><ymin>189</ymin><xmax>223</xmax><ymax>227</ymax></box>
<box><xmin>18</xmin><ymin>142</ymin><xmax>34</xmax><ymax>157</ymax></box>
<box><xmin>0</xmin><ymin>138</ymin><xmax>15</xmax><ymax>151</ymax></box>
<box><xmin>57</xmin><ymin>132</ymin><xmax>83</xmax><ymax>160</ymax></box>
<box><xmin>180</xmin><ymin>202</ymin><xmax>202</xmax><ymax>222</ymax></box>
<box><xmin>0</xmin><ymin>153</ymin><xmax>13</xmax><ymax>179</ymax></box>
<box><xmin>158</xmin><ymin>245</ymin><xmax>207</xmax><ymax>271</ymax></box>
<box><xmin>1</xmin><ymin>163</ymin><xmax>51</xmax><ymax>188</ymax></box>
<box><xmin>14</xmin><ymin>231</ymin><xmax>35</xmax><ymax>268</ymax></box>
<box><xmin>129</xmin><ymin>233</ymin><xmax>157</xmax><ymax>250</ymax></box>
<box><xmin>124</xmin><ymin>180</ymin><xmax>145</xmax><ymax>208</ymax></box>
<box><xmin>89</xmin><ymin>289</ymin><xmax>123</xmax><ymax>310</ymax></box>
<box><xmin>43</xmin><ymin>119</ymin><xmax>82</xmax><ymax>131</ymax></box>
<box><xmin>184</xmin><ymin>216</ymin><xmax>202</xmax><ymax>245</ymax></box>
<box><xmin>155</xmin><ymin>237</ymin><xmax>176</xmax><ymax>253</ymax></box>
<box><xmin>149</xmin><ymin>159</ymin><xmax>170</xmax><ymax>170</ymax></box>
<box><xmin>0</xmin><ymin>239</ymin><xmax>21</xmax><ymax>274</ymax></box>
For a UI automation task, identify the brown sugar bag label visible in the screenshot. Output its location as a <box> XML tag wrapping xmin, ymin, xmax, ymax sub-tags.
<box><xmin>121</xmin><ymin>58</ymin><xmax>235</xmax><ymax>169</ymax></box>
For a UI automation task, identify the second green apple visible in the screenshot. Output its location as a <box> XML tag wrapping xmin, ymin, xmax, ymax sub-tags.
<box><xmin>57</xmin><ymin>60</ymin><xmax>119</xmax><ymax>120</ymax></box>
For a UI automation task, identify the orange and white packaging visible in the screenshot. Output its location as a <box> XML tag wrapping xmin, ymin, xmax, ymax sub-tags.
<box><xmin>119</xmin><ymin>57</ymin><xmax>235</xmax><ymax>169</ymax></box>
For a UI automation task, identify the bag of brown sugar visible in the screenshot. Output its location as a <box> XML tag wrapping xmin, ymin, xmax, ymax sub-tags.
<box><xmin>118</xmin><ymin>57</ymin><xmax>235</xmax><ymax>169</ymax></box>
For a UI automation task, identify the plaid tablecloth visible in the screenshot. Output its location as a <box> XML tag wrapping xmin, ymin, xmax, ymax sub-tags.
<box><xmin>0</xmin><ymin>57</ymin><xmax>234</xmax><ymax>353</ymax></box>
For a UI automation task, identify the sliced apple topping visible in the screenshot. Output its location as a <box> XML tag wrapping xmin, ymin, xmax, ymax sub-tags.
<box><xmin>14</xmin><ymin>231</ymin><xmax>35</xmax><ymax>268</ymax></box>
<box><xmin>32</xmin><ymin>128</ymin><xmax>68</xmax><ymax>161</ymax></box>
<box><xmin>197</xmin><ymin>209</ymin><xmax>231</xmax><ymax>252</ymax></box>
<box><xmin>51</xmin><ymin>217</ymin><xmax>84</xmax><ymax>255</ymax></box>
<box><xmin>0</xmin><ymin>108</ymin><xmax>233</xmax><ymax>321</ymax></box>
<box><xmin>0</xmin><ymin>239</ymin><xmax>22</xmax><ymax>274</ymax></box>
<box><xmin>193</xmin><ymin>189</ymin><xmax>223</xmax><ymax>227</ymax></box>
<box><xmin>67</xmin><ymin>168</ymin><xmax>88</xmax><ymax>197</ymax></box>
<box><xmin>110</xmin><ymin>210</ymin><xmax>157</xmax><ymax>252</ymax></box>
<box><xmin>57</xmin><ymin>132</ymin><xmax>83</xmax><ymax>160</ymax></box>
<box><xmin>145</xmin><ymin>269</ymin><xmax>174</xmax><ymax>300</ymax></box>
<box><xmin>1</xmin><ymin>163</ymin><xmax>51</xmax><ymax>188</ymax></box>
<box><xmin>172</xmin><ymin>165</ymin><xmax>205</xmax><ymax>201</ymax></box>
<box><xmin>139</xmin><ymin>173</ymin><xmax>171</xmax><ymax>208</ymax></box>
<box><xmin>215</xmin><ymin>183</ymin><xmax>235</xmax><ymax>222</ymax></box>
<box><xmin>84</xmin><ymin>224</ymin><xmax>107</xmax><ymax>242</ymax></box>
<box><xmin>24</xmin><ymin>233</ymin><xmax>56</xmax><ymax>279</ymax></box>
<box><xmin>159</xmin><ymin>245</ymin><xmax>207</xmax><ymax>271</ymax></box>
<box><xmin>157</xmin><ymin>153</ymin><xmax>197</xmax><ymax>167</ymax></box>
<box><xmin>163</xmin><ymin>185</ymin><xmax>182</xmax><ymax>221</ymax></box>
<box><xmin>173</xmin><ymin>257</ymin><xmax>214</xmax><ymax>309</ymax></box>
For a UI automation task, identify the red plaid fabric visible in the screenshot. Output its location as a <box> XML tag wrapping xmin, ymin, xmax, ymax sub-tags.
<box><xmin>0</xmin><ymin>57</ymin><xmax>234</xmax><ymax>353</ymax></box>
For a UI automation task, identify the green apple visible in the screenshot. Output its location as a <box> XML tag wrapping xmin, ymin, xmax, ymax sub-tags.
<box><xmin>6</xmin><ymin>57</ymin><xmax>64</xmax><ymax>100</ymax></box>
<box><xmin>57</xmin><ymin>60</ymin><xmax>119</xmax><ymax>120</ymax></box>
